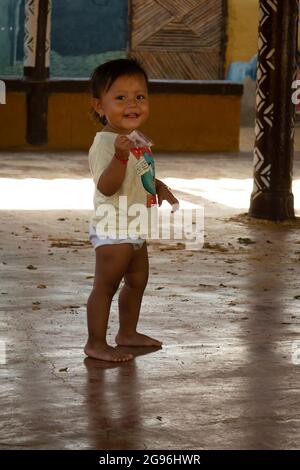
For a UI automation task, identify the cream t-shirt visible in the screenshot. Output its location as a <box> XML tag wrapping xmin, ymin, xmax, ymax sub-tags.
<box><xmin>89</xmin><ymin>131</ymin><xmax>158</xmax><ymax>239</ymax></box>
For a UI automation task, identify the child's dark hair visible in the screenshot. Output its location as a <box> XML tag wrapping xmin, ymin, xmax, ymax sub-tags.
<box><xmin>90</xmin><ymin>58</ymin><xmax>149</xmax><ymax>125</ymax></box>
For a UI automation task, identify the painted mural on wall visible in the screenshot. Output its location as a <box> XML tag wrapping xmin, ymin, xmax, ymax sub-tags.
<box><xmin>0</xmin><ymin>0</ymin><xmax>128</xmax><ymax>77</ymax></box>
<box><xmin>51</xmin><ymin>0</ymin><xmax>128</xmax><ymax>77</ymax></box>
<box><xmin>0</xmin><ymin>0</ymin><xmax>23</xmax><ymax>75</ymax></box>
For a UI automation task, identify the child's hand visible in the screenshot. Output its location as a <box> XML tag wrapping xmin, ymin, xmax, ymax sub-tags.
<box><xmin>115</xmin><ymin>135</ymin><xmax>134</xmax><ymax>160</ymax></box>
<box><xmin>156</xmin><ymin>181</ymin><xmax>179</xmax><ymax>211</ymax></box>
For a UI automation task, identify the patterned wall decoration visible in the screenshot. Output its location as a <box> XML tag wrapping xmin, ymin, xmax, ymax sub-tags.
<box><xmin>251</xmin><ymin>0</ymin><xmax>276</xmax><ymax>201</ymax></box>
<box><xmin>24</xmin><ymin>0</ymin><xmax>38</xmax><ymax>68</ymax></box>
<box><xmin>45</xmin><ymin>0</ymin><xmax>51</xmax><ymax>68</ymax></box>
<box><xmin>129</xmin><ymin>0</ymin><xmax>226</xmax><ymax>80</ymax></box>
<box><xmin>250</xmin><ymin>0</ymin><xmax>297</xmax><ymax>220</ymax></box>
<box><xmin>24</xmin><ymin>0</ymin><xmax>51</xmax><ymax>69</ymax></box>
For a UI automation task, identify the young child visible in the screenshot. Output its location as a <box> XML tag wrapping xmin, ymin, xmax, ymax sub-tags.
<box><xmin>85</xmin><ymin>58</ymin><xmax>179</xmax><ymax>362</ymax></box>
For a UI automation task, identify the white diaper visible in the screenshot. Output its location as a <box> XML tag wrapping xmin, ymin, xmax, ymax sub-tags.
<box><xmin>88</xmin><ymin>225</ymin><xmax>146</xmax><ymax>251</ymax></box>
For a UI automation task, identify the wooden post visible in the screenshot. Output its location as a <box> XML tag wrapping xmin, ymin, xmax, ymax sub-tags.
<box><xmin>249</xmin><ymin>0</ymin><xmax>298</xmax><ymax>220</ymax></box>
<box><xmin>24</xmin><ymin>0</ymin><xmax>51</xmax><ymax>145</ymax></box>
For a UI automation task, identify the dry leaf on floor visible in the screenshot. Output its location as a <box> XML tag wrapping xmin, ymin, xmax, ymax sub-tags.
<box><xmin>27</xmin><ymin>264</ymin><xmax>37</xmax><ymax>270</ymax></box>
<box><xmin>49</xmin><ymin>237</ymin><xmax>90</xmax><ymax>248</ymax></box>
<box><xmin>32</xmin><ymin>301</ymin><xmax>41</xmax><ymax>310</ymax></box>
<box><xmin>203</xmin><ymin>242</ymin><xmax>229</xmax><ymax>252</ymax></box>
<box><xmin>238</xmin><ymin>237</ymin><xmax>256</xmax><ymax>245</ymax></box>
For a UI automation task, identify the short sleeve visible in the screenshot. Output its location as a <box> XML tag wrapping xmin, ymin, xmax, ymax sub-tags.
<box><xmin>88</xmin><ymin>135</ymin><xmax>114</xmax><ymax>185</ymax></box>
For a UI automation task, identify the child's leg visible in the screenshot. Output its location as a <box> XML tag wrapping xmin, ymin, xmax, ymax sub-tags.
<box><xmin>85</xmin><ymin>243</ymin><xmax>135</xmax><ymax>362</ymax></box>
<box><xmin>116</xmin><ymin>241</ymin><xmax>162</xmax><ymax>347</ymax></box>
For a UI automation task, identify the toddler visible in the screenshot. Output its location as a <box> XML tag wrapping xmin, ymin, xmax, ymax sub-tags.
<box><xmin>85</xmin><ymin>59</ymin><xmax>178</xmax><ymax>362</ymax></box>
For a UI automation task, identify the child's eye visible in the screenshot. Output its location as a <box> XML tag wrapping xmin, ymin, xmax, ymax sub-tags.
<box><xmin>116</xmin><ymin>95</ymin><xmax>126</xmax><ymax>101</ymax></box>
<box><xmin>137</xmin><ymin>95</ymin><xmax>146</xmax><ymax>100</ymax></box>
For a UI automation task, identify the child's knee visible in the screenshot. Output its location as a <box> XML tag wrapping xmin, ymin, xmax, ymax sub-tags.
<box><xmin>93</xmin><ymin>278</ymin><xmax>121</xmax><ymax>297</ymax></box>
<box><xmin>124</xmin><ymin>272</ymin><xmax>148</xmax><ymax>291</ymax></box>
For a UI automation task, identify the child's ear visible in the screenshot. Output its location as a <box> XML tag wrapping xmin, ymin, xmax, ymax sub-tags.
<box><xmin>92</xmin><ymin>98</ymin><xmax>104</xmax><ymax>115</ymax></box>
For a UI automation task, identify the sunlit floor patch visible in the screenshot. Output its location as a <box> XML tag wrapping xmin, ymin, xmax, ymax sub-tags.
<box><xmin>164</xmin><ymin>177</ymin><xmax>300</xmax><ymax>212</ymax></box>
<box><xmin>0</xmin><ymin>177</ymin><xmax>299</xmax><ymax>215</ymax></box>
<box><xmin>0</xmin><ymin>178</ymin><xmax>94</xmax><ymax>210</ymax></box>
<box><xmin>0</xmin><ymin>178</ymin><xmax>202</xmax><ymax>211</ymax></box>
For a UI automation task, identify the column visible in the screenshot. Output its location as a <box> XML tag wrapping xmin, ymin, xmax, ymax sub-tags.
<box><xmin>24</xmin><ymin>0</ymin><xmax>51</xmax><ymax>144</ymax></box>
<box><xmin>249</xmin><ymin>0</ymin><xmax>298</xmax><ymax>220</ymax></box>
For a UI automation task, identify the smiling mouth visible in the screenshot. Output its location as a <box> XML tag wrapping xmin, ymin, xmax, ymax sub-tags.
<box><xmin>124</xmin><ymin>113</ymin><xmax>140</xmax><ymax>118</ymax></box>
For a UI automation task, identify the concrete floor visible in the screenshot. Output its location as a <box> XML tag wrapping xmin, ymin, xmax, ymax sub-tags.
<box><xmin>0</xmin><ymin>129</ymin><xmax>300</xmax><ymax>449</ymax></box>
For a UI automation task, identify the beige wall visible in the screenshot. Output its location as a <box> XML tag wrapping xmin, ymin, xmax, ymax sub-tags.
<box><xmin>0</xmin><ymin>91</ymin><xmax>241</xmax><ymax>152</ymax></box>
<box><xmin>0</xmin><ymin>92</ymin><xmax>26</xmax><ymax>147</ymax></box>
<box><xmin>226</xmin><ymin>0</ymin><xmax>259</xmax><ymax>71</ymax></box>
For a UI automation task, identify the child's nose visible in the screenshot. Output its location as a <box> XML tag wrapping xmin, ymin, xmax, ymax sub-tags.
<box><xmin>127</xmin><ymin>98</ymin><xmax>136</xmax><ymax>105</ymax></box>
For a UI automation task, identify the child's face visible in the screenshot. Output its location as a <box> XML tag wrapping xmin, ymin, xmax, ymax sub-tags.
<box><xmin>93</xmin><ymin>74</ymin><xmax>149</xmax><ymax>134</ymax></box>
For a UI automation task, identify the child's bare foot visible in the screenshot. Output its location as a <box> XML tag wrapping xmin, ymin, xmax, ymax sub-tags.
<box><xmin>115</xmin><ymin>332</ymin><xmax>162</xmax><ymax>347</ymax></box>
<box><xmin>84</xmin><ymin>342</ymin><xmax>133</xmax><ymax>362</ymax></box>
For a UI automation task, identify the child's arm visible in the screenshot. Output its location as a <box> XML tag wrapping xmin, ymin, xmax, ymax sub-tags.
<box><xmin>155</xmin><ymin>178</ymin><xmax>179</xmax><ymax>209</ymax></box>
<box><xmin>97</xmin><ymin>135</ymin><xmax>134</xmax><ymax>196</ymax></box>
